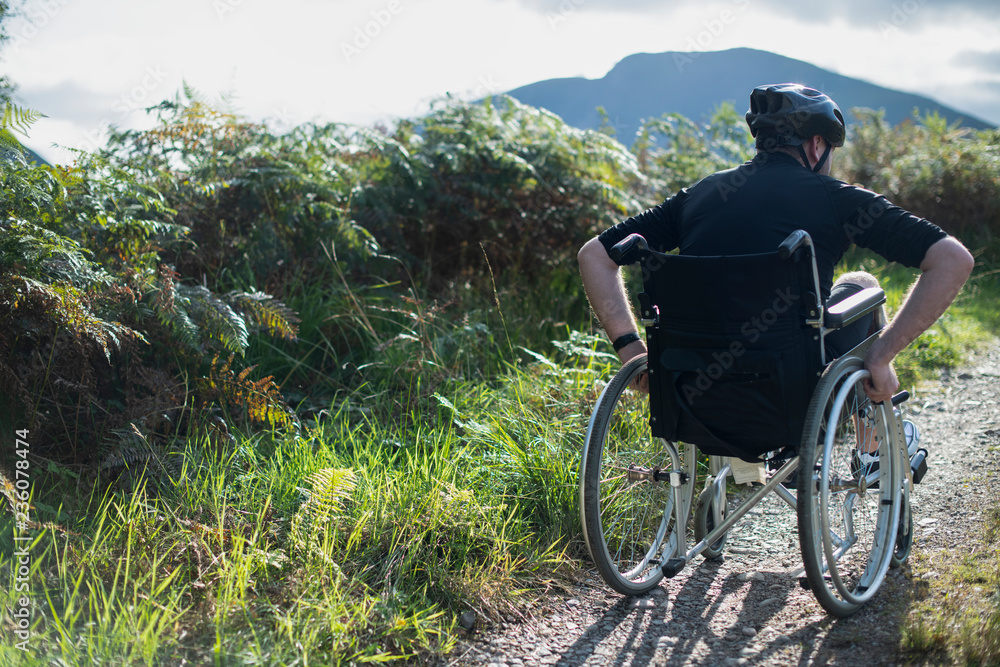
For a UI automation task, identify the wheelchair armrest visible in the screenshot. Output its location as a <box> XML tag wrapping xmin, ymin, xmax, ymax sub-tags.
<box><xmin>609</xmin><ymin>233</ymin><xmax>650</xmax><ymax>265</ymax></box>
<box><xmin>824</xmin><ymin>286</ymin><xmax>885</xmax><ymax>329</ymax></box>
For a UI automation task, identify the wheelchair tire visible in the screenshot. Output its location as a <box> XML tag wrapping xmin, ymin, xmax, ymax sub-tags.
<box><xmin>580</xmin><ymin>354</ymin><xmax>693</xmax><ymax>596</ymax></box>
<box><xmin>797</xmin><ymin>356</ymin><xmax>902</xmax><ymax>618</ymax></box>
<box><xmin>693</xmin><ymin>485</ymin><xmax>728</xmax><ymax>560</ymax></box>
<box><xmin>891</xmin><ymin>490</ymin><xmax>913</xmax><ymax>568</ymax></box>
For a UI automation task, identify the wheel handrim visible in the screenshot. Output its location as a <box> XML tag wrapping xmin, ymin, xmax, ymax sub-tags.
<box><xmin>816</xmin><ymin>370</ymin><xmax>899</xmax><ymax>606</ymax></box>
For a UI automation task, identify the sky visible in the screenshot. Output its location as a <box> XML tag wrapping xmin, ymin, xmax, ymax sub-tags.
<box><xmin>3</xmin><ymin>0</ymin><xmax>999</xmax><ymax>165</ymax></box>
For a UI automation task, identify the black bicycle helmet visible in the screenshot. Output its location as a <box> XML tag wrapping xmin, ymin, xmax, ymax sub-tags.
<box><xmin>746</xmin><ymin>83</ymin><xmax>846</xmax><ymax>150</ymax></box>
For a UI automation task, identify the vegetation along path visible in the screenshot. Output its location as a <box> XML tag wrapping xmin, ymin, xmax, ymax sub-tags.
<box><xmin>447</xmin><ymin>342</ymin><xmax>1000</xmax><ymax>667</ymax></box>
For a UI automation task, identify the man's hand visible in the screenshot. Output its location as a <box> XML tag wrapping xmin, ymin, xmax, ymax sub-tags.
<box><xmin>630</xmin><ymin>369</ymin><xmax>649</xmax><ymax>394</ymax></box>
<box><xmin>862</xmin><ymin>358</ymin><xmax>899</xmax><ymax>404</ymax></box>
<box><xmin>619</xmin><ymin>340</ymin><xmax>649</xmax><ymax>394</ymax></box>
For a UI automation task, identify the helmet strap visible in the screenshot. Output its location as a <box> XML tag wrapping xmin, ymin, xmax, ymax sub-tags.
<box><xmin>813</xmin><ymin>144</ymin><xmax>832</xmax><ymax>173</ymax></box>
<box><xmin>797</xmin><ymin>143</ymin><xmax>832</xmax><ymax>173</ymax></box>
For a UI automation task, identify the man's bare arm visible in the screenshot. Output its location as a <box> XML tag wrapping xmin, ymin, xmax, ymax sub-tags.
<box><xmin>577</xmin><ymin>237</ymin><xmax>647</xmax><ymax>363</ymax></box>
<box><xmin>863</xmin><ymin>236</ymin><xmax>974</xmax><ymax>403</ymax></box>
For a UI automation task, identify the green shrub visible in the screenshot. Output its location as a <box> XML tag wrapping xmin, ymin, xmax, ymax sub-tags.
<box><xmin>839</xmin><ymin>108</ymin><xmax>1000</xmax><ymax>244</ymax></box>
<box><xmin>351</xmin><ymin>95</ymin><xmax>646</xmax><ymax>287</ymax></box>
<box><xmin>0</xmin><ymin>109</ymin><xmax>301</xmax><ymax>464</ymax></box>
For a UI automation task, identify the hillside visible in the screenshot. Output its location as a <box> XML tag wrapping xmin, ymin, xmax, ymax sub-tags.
<box><xmin>503</xmin><ymin>48</ymin><xmax>995</xmax><ymax>144</ymax></box>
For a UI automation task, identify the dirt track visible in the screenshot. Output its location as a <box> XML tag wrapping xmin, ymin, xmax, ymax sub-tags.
<box><xmin>447</xmin><ymin>343</ymin><xmax>1000</xmax><ymax>666</ymax></box>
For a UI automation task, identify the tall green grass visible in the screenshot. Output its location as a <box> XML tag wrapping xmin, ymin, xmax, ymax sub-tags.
<box><xmin>0</xmin><ymin>327</ymin><xmax>617</xmax><ymax>664</ymax></box>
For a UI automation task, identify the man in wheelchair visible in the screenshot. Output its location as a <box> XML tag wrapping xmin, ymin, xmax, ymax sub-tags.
<box><xmin>575</xmin><ymin>83</ymin><xmax>974</xmax><ymax>617</ymax></box>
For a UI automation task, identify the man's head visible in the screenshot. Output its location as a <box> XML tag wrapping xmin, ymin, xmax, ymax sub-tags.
<box><xmin>746</xmin><ymin>83</ymin><xmax>846</xmax><ymax>174</ymax></box>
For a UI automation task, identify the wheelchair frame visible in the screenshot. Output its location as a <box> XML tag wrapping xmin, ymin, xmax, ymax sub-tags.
<box><xmin>579</xmin><ymin>231</ymin><xmax>922</xmax><ymax>617</ymax></box>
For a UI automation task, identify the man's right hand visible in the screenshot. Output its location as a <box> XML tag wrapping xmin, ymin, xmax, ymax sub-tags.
<box><xmin>862</xmin><ymin>358</ymin><xmax>899</xmax><ymax>404</ymax></box>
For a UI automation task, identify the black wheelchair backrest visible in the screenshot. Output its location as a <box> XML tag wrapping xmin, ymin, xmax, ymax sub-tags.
<box><xmin>613</xmin><ymin>232</ymin><xmax>826</xmax><ymax>461</ymax></box>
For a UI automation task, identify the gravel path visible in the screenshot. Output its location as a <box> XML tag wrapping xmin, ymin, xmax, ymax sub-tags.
<box><xmin>447</xmin><ymin>343</ymin><xmax>1000</xmax><ymax>667</ymax></box>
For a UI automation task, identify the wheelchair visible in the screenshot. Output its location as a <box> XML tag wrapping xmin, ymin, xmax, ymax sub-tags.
<box><xmin>579</xmin><ymin>230</ymin><xmax>929</xmax><ymax>618</ymax></box>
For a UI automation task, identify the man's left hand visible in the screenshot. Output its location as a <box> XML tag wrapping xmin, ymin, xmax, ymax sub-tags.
<box><xmin>618</xmin><ymin>340</ymin><xmax>649</xmax><ymax>394</ymax></box>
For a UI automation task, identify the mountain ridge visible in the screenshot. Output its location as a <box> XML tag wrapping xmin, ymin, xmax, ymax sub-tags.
<box><xmin>502</xmin><ymin>48</ymin><xmax>994</xmax><ymax>144</ymax></box>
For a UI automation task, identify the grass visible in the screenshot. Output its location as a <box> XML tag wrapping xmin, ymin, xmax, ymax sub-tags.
<box><xmin>0</xmin><ymin>328</ymin><xmax>614</xmax><ymax>665</ymax></box>
<box><xmin>899</xmin><ymin>502</ymin><xmax>1000</xmax><ymax>665</ymax></box>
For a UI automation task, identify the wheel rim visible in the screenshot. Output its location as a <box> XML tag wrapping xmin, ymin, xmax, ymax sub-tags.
<box><xmin>694</xmin><ymin>484</ymin><xmax>728</xmax><ymax>558</ymax></box>
<box><xmin>892</xmin><ymin>490</ymin><xmax>913</xmax><ymax>565</ymax></box>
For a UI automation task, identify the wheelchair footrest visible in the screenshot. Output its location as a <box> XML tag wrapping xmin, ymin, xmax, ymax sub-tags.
<box><xmin>661</xmin><ymin>558</ymin><xmax>687</xmax><ymax>578</ymax></box>
<box><xmin>911</xmin><ymin>448</ymin><xmax>928</xmax><ymax>484</ymax></box>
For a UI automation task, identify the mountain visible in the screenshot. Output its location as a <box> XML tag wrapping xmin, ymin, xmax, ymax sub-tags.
<box><xmin>502</xmin><ymin>48</ymin><xmax>994</xmax><ymax>145</ymax></box>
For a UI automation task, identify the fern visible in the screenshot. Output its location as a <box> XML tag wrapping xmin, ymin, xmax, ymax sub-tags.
<box><xmin>290</xmin><ymin>467</ymin><xmax>356</xmax><ymax>562</ymax></box>
<box><xmin>98</xmin><ymin>423</ymin><xmax>183</xmax><ymax>488</ymax></box>
<box><xmin>226</xmin><ymin>290</ymin><xmax>299</xmax><ymax>341</ymax></box>
<box><xmin>2</xmin><ymin>103</ymin><xmax>45</xmax><ymax>136</ymax></box>
<box><xmin>181</xmin><ymin>284</ymin><xmax>248</xmax><ymax>354</ymax></box>
<box><xmin>0</xmin><ymin>103</ymin><xmax>45</xmax><ymax>160</ymax></box>
<box><xmin>99</xmin><ymin>423</ymin><xmax>160</xmax><ymax>471</ymax></box>
<box><xmin>200</xmin><ymin>354</ymin><xmax>297</xmax><ymax>430</ymax></box>
<box><xmin>151</xmin><ymin>273</ymin><xmax>250</xmax><ymax>355</ymax></box>
<box><xmin>0</xmin><ymin>219</ymin><xmax>94</xmax><ymax>282</ymax></box>
<box><xmin>297</xmin><ymin>467</ymin><xmax>357</xmax><ymax>524</ymax></box>
<box><xmin>4</xmin><ymin>276</ymin><xmax>141</xmax><ymax>362</ymax></box>
<box><xmin>150</xmin><ymin>265</ymin><xmax>199</xmax><ymax>350</ymax></box>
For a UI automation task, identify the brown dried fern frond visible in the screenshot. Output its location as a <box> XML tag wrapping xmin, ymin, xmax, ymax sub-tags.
<box><xmin>200</xmin><ymin>354</ymin><xmax>298</xmax><ymax>430</ymax></box>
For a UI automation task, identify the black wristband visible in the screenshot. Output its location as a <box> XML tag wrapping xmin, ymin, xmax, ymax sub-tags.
<box><xmin>612</xmin><ymin>332</ymin><xmax>641</xmax><ymax>352</ymax></box>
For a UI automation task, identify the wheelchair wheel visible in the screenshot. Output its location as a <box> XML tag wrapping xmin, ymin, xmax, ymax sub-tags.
<box><xmin>580</xmin><ymin>354</ymin><xmax>694</xmax><ymax>596</ymax></box>
<box><xmin>694</xmin><ymin>485</ymin><xmax>728</xmax><ymax>560</ymax></box>
<box><xmin>797</xmin><ymin>356</ymin><xmax>901</xmax><ymax>618</ymax></box>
